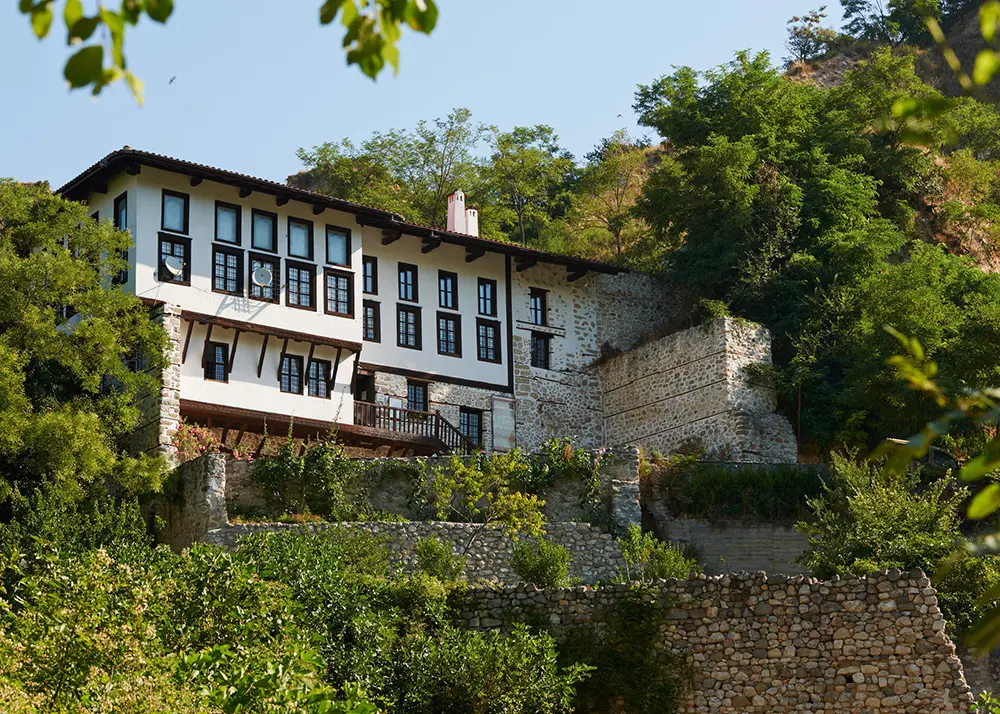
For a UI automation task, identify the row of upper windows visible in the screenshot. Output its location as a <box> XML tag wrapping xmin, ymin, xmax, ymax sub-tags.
<box><xmin>360</xmin><ymin>300</ymin><xmax>503</xmax><ymax>364</ymax></box>
<box><xmin>203</xmin><ymin>341</ymin><xmax>333</xmax><ymax>398</ymax></box>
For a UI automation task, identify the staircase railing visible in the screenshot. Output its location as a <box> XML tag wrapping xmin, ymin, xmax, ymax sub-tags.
<box><xmin>354</xmin><ymin>402</ymin><xmax>473</xmax><ymax>454</ymax></box>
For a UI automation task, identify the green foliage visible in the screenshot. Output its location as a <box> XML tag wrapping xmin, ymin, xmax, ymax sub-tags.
<box><xmin>558</xmin><ymin>593</ymin><xmax>689</xmax><ymax>714</ymax></box>
<box><xmin>617</xmin><ymin>525</ymin><xmax>699</xmax><ymax>581</ymax></box>
<box><xmin>0</xmin><ymin>180</ymin><xmax>168</xmax><ymax>503</ymax></box>
<box><xmin>511</xmin><ymin>538</ymin><xmax>572</xmax><ymax>588</ymax></box>
<box><xmin>414</xmin><ymin>536</ymin><xmax>466</xmax><ymax>581</ymax></box>
<box><xmin>786</xmin><ymin>6</ymin><xmax>840</xmax><ymax>65</ymax></box>
<box><xmin>797</xmin><ymin>451</ymin><xmax>1000</xmax><ymax>632</ymax></box>
<box><xmin>974</xmin><ymin>690</ymin><xmax>1000</xmax><ymax>713</ymax></box>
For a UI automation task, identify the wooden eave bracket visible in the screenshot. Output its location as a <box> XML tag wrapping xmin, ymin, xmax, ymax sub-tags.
<box><xmin>421</xmin><ymin>236</ymin><xmax>441</xmax><ymax>254</ymax></box>
<box><xmin>567</xmin><ymin>268</ymin><xmax>588</xmax><ymax>282</ymax></box>
<box><xmin>381</xmin><ymin>228</ymin><xmax>402</xmax><ymax>246</ymax></box>
<box><xmin>515</xmin><ymin>257</ymin><xmax>537</xmax><ymax>272</ymax></box>
<box><xmin>465</xmin><ymin>247</ymin><xmax>486</xmax><ymax>262</ymax></box>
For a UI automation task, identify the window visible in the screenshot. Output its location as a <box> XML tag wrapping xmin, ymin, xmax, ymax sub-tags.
<box><xmin>157</xmin><ymin>234</ymin><xmax>191</xmax><ymax>284</ymax></box>
<box><xmin>326</xmin><ymin>226</ymin><xmax>351</xmax><ymax>266</ymax></box>
<box><xmin>477</xmin><ymin>318</ymin><xmax>501</xmax><ymax>363</ymax></box>
<box><xmin>212</xmin><ymin>246</ymin><xmax>243</xmax><ymax>295</ymax></box>
<box><xmin>215</xmin><ymin>201</ymin><xmax>241</xmax><ymax>244</ymax></box>
<box><xmin>286</xmin><ymin>261</ymin><xmax>315</xmax><ymax>310</ymax></box>
<box><xmin>252</xmin><ymin>209</ymin><xmax>278</xmax><ymax>252</ymax></box>
<box><xmin>437</xmin><ymin>312</ymin><xmax>462</xmax><ymax>357</ymax></box>
<box><xmin>530</xmin><ymin>331</ymin><xmax>551</xmax><ymax>369</ymax></box>
<box><xmin>204</xmin><ymin>342</ymin><xmax>229</xmax><ymax>382</ymax></box>
<box><xmin>362</xmin><ymin>256</ymin><xmax>378</xmax><ymax>294</ymax></box>
<box><xmin>363</xmin><ymin>300</ymin><xmax>381</xmax><ymax>342</ymax></box>
<box><xmin>397</xmin><ymin>305</ymin><xmax>421</xmax><ymax>349</ymax></box>
<box><xmin>161</xmin><ymin>190</ymin><xmax>189</xmax><ymax>234</ymax></box>
<box><xmin>308</xmin><ymin>359</ymin><xmax>331</xmax><ymax>399</ymax></box>
<box><xmin>529</xmin><ymin>288</ymin><xmax>547</xmax><ymax>326</ymax></box>
<box><xmin>112</xmin><ymin>192</ymin><xmax>129</xmax><ymax>285</ymax></box>
<box><xmin>249</xmin><ymin>253</ymin><xmax>279</xmax><ymax>303</ymax></box>
<box><xmin>398</xmin><ymin>263</ymin><xmax>418</xmax><ymax>302</ymax></box>
<box><xmin>459</xmin><ymin>408</ymin><xmax>483</xmax><ymax>448</ymax></box>
<box><xmin>288</xmin><ymin>217</ymin><xmax>314</xmax><ymax>260</ymax></box>
<box><xmin>478</xmin><ymin>278</ymin><xmax>496</xmax><ymax>317</ymax></box>
<box><xmin>439</xmin><ymin>270</ymin><xmax>458</xmax><ymax>310</ymax></box>
<box><xmin>407</xmin><ymin>381</ymin><xmax>428</xmax><ymax>413</ymax></box>
<box><xmin>324</xmin><ymin>268</ymin><xmax>353</xmax><ymax>317</ymax></box>
<box><xmin>279</xmin><ymin>354</ymin><xmax>303</xmax><ymax>394</ymax></box>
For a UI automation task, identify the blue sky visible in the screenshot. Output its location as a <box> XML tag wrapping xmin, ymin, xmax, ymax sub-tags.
<box><xmin>0</xmin><ymin>1</ymin><xmax>843</xmax><ymax>187</ymax></box>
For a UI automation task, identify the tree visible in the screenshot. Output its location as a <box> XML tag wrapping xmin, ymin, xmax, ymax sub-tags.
<box><xmin>0</xmin><ymin>180</ymin><xmax>167</xmax><ymax>504</ymax></box>
<box><xmin>18</xmin><ymin>0</ymin><xmax>439</xmax><ymax>103</ymax></box>
<box><xmin>785</xmin><ymin>6</ymin><xmax>839</xmax><ymax>65</ymax></box>
<box><xmin>483</xmin><ymin>126</ymin><xmax>575</xmax><ymax>245</ymax></box>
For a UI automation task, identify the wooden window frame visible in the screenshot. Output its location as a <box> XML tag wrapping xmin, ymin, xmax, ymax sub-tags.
<box><xmin>212</xmin><ymin>245</ymin><xmax>244</xmax><ymax>296</ymax></box>
<box><xmin>476</xmin><ymin>318</ymin><xmax>501</xmax><ymax>364</ymax></box>
<box><xmin>288</xmin><ymin>216</ymin><xmax>315</xmax><ymax>261</ymax></box>
<box><xmin>157</xmin><ymin>232</ymin><xmax>192</xmax><ymax>285</ymax></box>
<box><xmin>529</xmin><ymin>287</ymin><xmax>548</xmax><ymax>326</ymax></box>
<box><xmin>204</xmin><ymin>341</ymin><xmax>230</xmax><ymax>382</ymax></box>
<box><xmin>279</xmin><ymin>354</ymin><xmax>304</xmax><ymax>395</ymax></box>
<box><xmin>530</xmin><ymin>330</ymin><xmax>551</xmax><ymax>370</ymax></box>
<box><xmin>161</xmin><ymin>189</ymin><xmax>190</xmax><ymax>235</ymax></box>
<box><xmin>323</xmin><ymin>267</ymin><xmax>354</xmax><ymax>318</ymax></box>
<box><xmin>325</xmin><ymin>225</ymin><xmax>352</xmax><ymax>267</ymax></box>
<box><xmin>308</xmin><ymin>359</ymin><xmax>332</xmax><ymax>399</ymax></box>
<box><xmin>248</xmin><ymin>252</ymin><xmax>280</xmax><ymax>304</ymax></box>
<box><xmin>251</xmin><ymin>208</ymin><xmax>278</xmax><ymax>253</ymax></box>
<box><xmin>459</xmin><ymin>407</ymin><xmax>483</xmax><ymax>448</ymax></box>
<box><xmin>407</xmin><ymin>380</ymin><xmax>428</xmax><ymax>413</ymax></box>
<box><xmin>397</xmin><ymin>304</ymin><xmax>422</xmax><ymax>350</ymax></box>
<box><xmin>285</xmin><ymin>260</ymin><xmax>316</xmax><ymax>311</ymax></box>
<box><xmin>436</xmin><ymin>311</ymin><xmax>462</xmax><ymax>358</ymax></box>
<box><xmin>362</xmin><ymin>300</ymin><xmax>381</xmax><ymax>343</ymax></box>
<box><xmin>362</xmin><ymin>255</ymin><xmax>378</xmax><ymax>295</ymax></box>
<box><xmin>398</xmin><ymin>262</ymin><xmax>418</xmax><ymax>303</ymax></box>
<box><xmin>214</xmin><ymin>201</ymin><xmax>242</xmax><ymax>245</ymax></box>
<box><xmin>478</xmin><ymin>277</ymin><xmax>497</xmax><ymax>317</ymax></box>
<box><xmin>438</xmin><ymin>270</ymin><xmax>459</xmax><ymax>310</ymax></box>
<box><xmin>112</xmin><ymin>192</ymin><xmax>129</xmax><ymax>286</ymax></box>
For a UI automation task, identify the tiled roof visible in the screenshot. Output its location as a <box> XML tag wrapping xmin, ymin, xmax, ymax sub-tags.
<box><xmin>57</xmin><ymin>147</ymin><xmax>626</xmax><ymax>275</ymax></box>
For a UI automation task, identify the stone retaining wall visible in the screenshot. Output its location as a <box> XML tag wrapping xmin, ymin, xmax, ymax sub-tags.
<box><xmin>659</xmin><ymin>519</ymin><xmax>809</xmax><ymax>576</ymax></box>
<box><xmin>456</xmin><ymin>571</ymin><xmax>973</xmax><ymax>713</ymax></box>
<box><xmin>203</xmin><ymin>521</ymin><xmax>624</xmax><ymax>583</ymax></box>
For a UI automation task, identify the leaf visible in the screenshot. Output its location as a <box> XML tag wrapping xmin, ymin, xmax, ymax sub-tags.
<box><xmin>406</xmin><ymin>0</ymin><xmax>438</xmax><ymax>33</ymax></box>
<box><xmin>124</xmin><ymin>70</ymin><xmax>144</xmax><ymax>106</ymax></box>
<box><xmin>68</xmin><ymin>17</ymin><xmax>100</xmax><ymax>43</ymax></box>
<box><xmin>31</xmin><ymin>4</ymin><xmax>53</xmax><ymax>38</ymax></box>
<box><xmin>144</xmin><ymin>0</ymin><xmax>174</xmax><ymax>23</ymax></box>
<box><xmin>63</xmin><ymin>0</ymin><xmax>83</xmax><ymax>29</ymax></box>
<box><xmin>63</xmin><ymin>45</ymin><xmax>104</xmax><ymax>89</ymax></box>
<box><xmin>99</xmin><ymin>8</ymin><xmax>125</xmax><ymax>67</ymax></box>
<box><xmin>974</xmin><ymin>50</ymin><xmax>1000</xmax><ymax>86</ymax></box>
<box><xmin>319</xmin><ymin>0</ymin><xmax>346</xmax><ymax>25</ymax></box>
<box><xmin>982</xmin><ymin>1</ymin><xmax>1000</xmax><ymax>43</ymax></box>
<box><xmin>968</xmin><ymin>483</ymin><xmax>1000</xmax><ymax>520</ymax></box>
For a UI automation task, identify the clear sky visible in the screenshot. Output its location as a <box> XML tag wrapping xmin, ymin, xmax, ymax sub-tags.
<box><xmin>0</xmin><ymin>1</ymin><xmax>843</xmax><ymax>188</ymax></box>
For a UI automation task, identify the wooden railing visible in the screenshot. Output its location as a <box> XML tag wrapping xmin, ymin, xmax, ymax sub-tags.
<box><xmin>354</xmin><ymin>402</ymin><xmax>473</xmax><ymax>454</ymax></box>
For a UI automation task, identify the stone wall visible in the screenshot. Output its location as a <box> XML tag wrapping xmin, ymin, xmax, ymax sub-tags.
<box><xmin>157</xmin><ymin>451</ymin><xmax>228</xmax><ymax>550</ymax></box>
<box><xmin>599</xmin><ymin>318</ymin><xmax>797</xmax><ymax>463</ymax></box>
<box><xmin>456</xmin><ymin>571</ymin><xmax>973</xmax><ymax>713</ymax></box>
<box><xmin>593</xmin><ymin>272</ymin><xmax>680</xmax><ymax>353</ymax></box>
<box><xmin>203</xmin><ymin>521</ymin><xmax>624</xmax><ymax>583</ymax></box>
<box><xmin>659</xmin><ymin>519</ymin><xmax>810</xmax><ymax>576</ymax></box>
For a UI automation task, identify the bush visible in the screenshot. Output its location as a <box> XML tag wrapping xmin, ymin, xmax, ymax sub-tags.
<box><xmin>511</xmin><ymin>537</ymin><xmax>572</xmax><ymax>587</ymax></box>
<box><xmin>415</xmin><ymin>536</ymin><xmax>466</xmax><ymax>581</ymax></box>
<box><xmin>618</xmin><ymin>525</ymin><xmax>699</xmax><ymax>581</ymax></box>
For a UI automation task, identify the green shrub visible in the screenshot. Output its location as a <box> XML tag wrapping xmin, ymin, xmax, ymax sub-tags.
<box><xmin>618</xmin><ymin>525</ymin><xmax>699</xmax><ymax>581</ymax></box>
<box><xmin>415</xmin><ymin>536</ymin><xmax>466</xmax><ymax>581</ymax></box>
<box><xmin>511</xmin><ymin>537</ymin><xmax>572</xmax><ymax>587</ymax></box>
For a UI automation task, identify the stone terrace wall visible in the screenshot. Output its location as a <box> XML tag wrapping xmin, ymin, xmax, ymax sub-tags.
<box><xmin>456</xmin><ymin>571</ymin><xmax>973</xmax><ymax>713</ymax></box>
<box><xmin>660</xmin><ymin>519</ymin><xmax>809</xmax><ymax>576</ymax></box>
<box><xmin>157</xmin><ymin>451</ymin><xmax>228</xmax><ymax>550</ymax></box>
<box><xmin>203</xmin><ymin>521</ymin><xmax>624</xmax><ymax>583</ymax></box>
<box><xmin>599</xmin><ymin>318</ymin><xmax>797</xmax><ymax>463</ymax></box>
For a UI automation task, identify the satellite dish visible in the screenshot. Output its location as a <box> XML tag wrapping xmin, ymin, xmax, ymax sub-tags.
<box><xmin>162</xmin><ymin>255</ymin><xmax>184</xmax><ymax>277</ymax></box>
<box><xmin>251</xmin><ymin>265</ymin><xmax>273</xmax><ymax>287</ymax></box>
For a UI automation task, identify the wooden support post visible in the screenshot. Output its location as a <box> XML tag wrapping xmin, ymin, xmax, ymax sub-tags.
<box><xmin>328</xmin><ymin>347</ymin><xmax>343</xmax><ymax>391</ymax></box>
<box><xmin>276</xmin><ymin>338</ymin><xmax>289</xmax><ymax>381</ymax></box>
<box><xmin>200</xmin><ymin>323</ymin><xmax>214</xmax><ymax>366</ymax></box>
<box><xmin>228</xmin><ymin>329</ymin><xmax>241</xmax><ymax>372</ymax></box>
<box><xmin>257</xmin><ymin>334</ymin><xmax>269</xmax><ymax>378</ymax></box>
<box><xmin>181</xmin><ymin>320</ymin><xmax>194</xmax><ymax>364</ymax></box>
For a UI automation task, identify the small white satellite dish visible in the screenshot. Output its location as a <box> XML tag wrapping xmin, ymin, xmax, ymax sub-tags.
<box><xmin>162</xmin><ymin>255</ymin><xmax>184</xmax><ymax>277</ymax></box>
<box><xmin>251</xmin><ymin>265</ymin><xmax>274</xmax><ymax>287</ymax></box>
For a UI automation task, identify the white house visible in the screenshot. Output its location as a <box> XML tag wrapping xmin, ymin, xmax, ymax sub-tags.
<box><xmin>59</xmin><ymin>147</ymin><xmax>796</xmax><ymax>463</ymax></box>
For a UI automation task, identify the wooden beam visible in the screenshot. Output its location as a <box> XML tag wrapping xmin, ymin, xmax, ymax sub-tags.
<box><xmin>381</xmin><ymin>229</ymin><xmax>402</xmax><ymax>246</ymax></box>
<box><xmin>421</xmin><ymin>237</ymin><xmax>441</xmax><ymax>254</ymax></box>
<box><xmin>239</xmin><ymin>187</ymin><xmax>253</xmax><ymax>198</ymax></box>
<box><xmin>328</xmin><ymin>347</ymin><xmax>343</xmax><ymax>390</ymax></box>
<box><xmin>276</xmin><ymin>196</ymin><xmax>289</xmax><ymax>207</ymax></box>
<box><xmin>221</xmin><ymin>424</ymin><xmax>230</xmax><ymax>446</ymax></box>
<box><xmin>234</xmin><ymin>424</ymin><xmax>246</xmax><ymax>449</ymax></box>
<box><xmin>465</xmin><ymin>247</ymin><xmax>486</xmax><ymax>263</ymax></box>
<box><xmin>228</xmin><ymin>329</ymin><xmax>241</xmax><ymax>372</ymax></box>
<box><xmin>180</xmin><ymin>320</ymin><xmax>194</xmax><ymax>364</ymax></box>
<box><xmin>95</xmin><ymin>183</ymin><xmax>108</xmax><ymax>195</ymax></box>
<box><xmin>125</xmin><ymin>163</ymin><xmax>141</xmax><ymax>176</ymax></box>
<box><xmin>312</xmin><ymin>204</ymin><xmax>324</xmax><ymax>215</ymax></box>
<box><xmin>190</xmin><ymin>176</ymin><xmax>203</xmax><ymax>187</ymax></box>
<box><xmin>306</xmin><ymin>342</ymin><xmax>316</xmax><ymax>371</ymax></box>
<box><xmin>349</xmin><ymin>352</ymin><xmax>361</xmax><ymax>393</ymax></box>
<box><xmin>515</xmin><ymin>257</ymin><xmax>537</xmax><ymax>272</ymax></box>
<box><xmin>256</xmin><ymin>334</ymin><xmax>269</xmax><ymax>378</ymax></box>
<box><xmin>200</xmin><ymin>323</ymin><xmax>214</xmax><ymax>366</ymax></box>
<box><xmin>567</xmin><ymin>268</ymin><xmax>588</xmax><ymax>282</ymax></box>
<box><xmin>276</xmin><ymin>338</ymin><xmax>289</xmax><ymax>381</ymax></box>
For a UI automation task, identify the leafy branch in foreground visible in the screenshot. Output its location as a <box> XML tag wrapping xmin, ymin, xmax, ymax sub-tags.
<box><xmin>19</xmin><ymin>0</ymin><xmax>438</xmax><ymax>103</ymax></box>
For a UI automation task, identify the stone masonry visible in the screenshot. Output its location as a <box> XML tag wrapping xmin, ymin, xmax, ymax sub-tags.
<box><xmin>456</xmin><ymin>571</ymin><xmax>973</xmax><ymax>713</ymax></box>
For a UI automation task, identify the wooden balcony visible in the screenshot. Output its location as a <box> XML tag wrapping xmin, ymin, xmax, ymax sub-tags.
<box><xmin>353</xmin><ymin>402</ymin><xmax>473</xmax><ymax>455</ymax></box>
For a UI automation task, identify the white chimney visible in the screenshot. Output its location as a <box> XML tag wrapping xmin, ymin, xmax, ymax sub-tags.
<box><xmin>446</xmin><ymin>190</ymin><xmax>467</xmax><ymax>234</ymax></box>
<box><xmin>465</xmin><ymin>206</ymin><xmax>479</xmax><ymax>237</ymax></box>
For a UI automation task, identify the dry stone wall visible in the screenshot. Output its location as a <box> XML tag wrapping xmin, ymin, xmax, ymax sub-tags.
<box><xmin>456</xmin><ymin>571</ymin><xmax>973</xmax><ymax>713</ymax></box>
<box><xmin>660</xmin><ymin>519</ymin><xmax>810</xmax><ymax>576</ymax></box>
<box><xmin>203</xmin><ymin>521</ymin><xmax>624</xmax><ymax>583</ymax></box>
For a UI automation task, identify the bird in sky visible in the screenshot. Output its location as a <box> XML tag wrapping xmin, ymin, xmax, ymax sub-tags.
<box><xmin>169</xmin><ymin>76</ymin><xmax>177</xmax><ymax>85</ymax></box>
<box><xmin>617</xmin><ymin>113</ymin><xmax>623</xmax><ymax>118</ymax></box>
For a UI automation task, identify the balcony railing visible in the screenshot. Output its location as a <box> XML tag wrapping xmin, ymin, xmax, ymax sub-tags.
<box><xmin>354</xmin><ymin>401</ymin><xmax>473</xmax><ymax>454</ymax></box>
